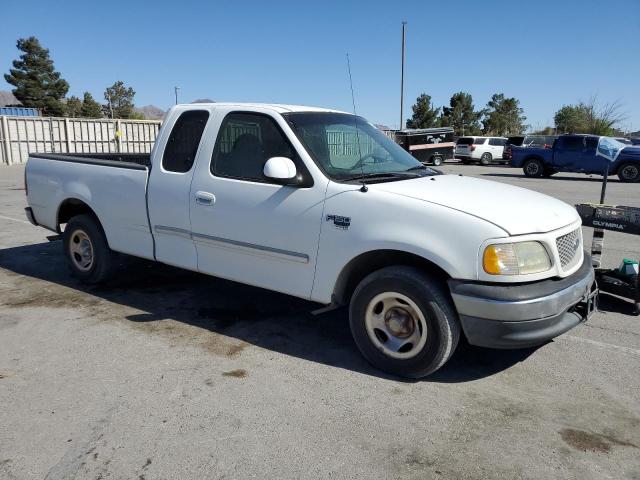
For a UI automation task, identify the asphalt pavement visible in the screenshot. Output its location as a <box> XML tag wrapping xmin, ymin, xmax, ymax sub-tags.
<box><xmin>0</xmin><ymin>162</ymin><xmax>639</xmax><ymax>480</ymax></box>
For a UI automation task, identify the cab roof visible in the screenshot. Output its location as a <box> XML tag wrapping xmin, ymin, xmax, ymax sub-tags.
<box><xmin>183</xmin><ymin>102</ymin><xmax>349</xmax><ymax>114</ymax></box>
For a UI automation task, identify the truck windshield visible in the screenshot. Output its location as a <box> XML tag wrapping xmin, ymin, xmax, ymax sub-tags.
<box><xmin>283</xmin><ymin>112</ymin><xmax>432</xmax><ymax>181</ymax></box>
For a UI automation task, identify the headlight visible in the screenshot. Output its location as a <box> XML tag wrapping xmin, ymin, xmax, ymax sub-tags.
<box><xmin>483</xmin><ymin>241</ymin><xmax>551</xmax><ymax>275</ymax></box>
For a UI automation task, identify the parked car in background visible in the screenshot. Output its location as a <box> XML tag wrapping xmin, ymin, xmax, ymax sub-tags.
<box><xmin>510</xmin><ymin>134</ymin><xmax>640</xmax><ymax>182</ymax></box>
<box><xmin>503</xmin><ymin>135</ymin><xmax>557</xmax><ymax>160</ymax></box>
<box><xmin>393</xmin><ymin>127</ymin><xmax>455</xmax><ymax>166</ymax></box>
<box><xmin>631</xmin><ymin>138</ymin><xmax>640</xmax><ymax>146</ymax></box>
<box><xmin>455</xmin><ymin>136</ymin><xmax>508</xmax><ymax>165</ymax></box>
<box><xmin>614</xmin><ymin>137</ymin><xmax>633</xmax><ymax>145</ymax></box>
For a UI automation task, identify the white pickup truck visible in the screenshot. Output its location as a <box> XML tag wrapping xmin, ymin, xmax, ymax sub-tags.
<box><xmin>24</xmin><ymin>103</ymin><xmax>596</xmax><ymax>377</ymax></box>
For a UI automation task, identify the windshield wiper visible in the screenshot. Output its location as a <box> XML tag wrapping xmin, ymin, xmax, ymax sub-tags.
<box><xmin>341</xmin><ymin>171</ymin><xmax>420</xmax><ymax>182</ymax></box>
<box><xmin>405</xmin><ymin>165</ymin><xmax>427</xmax><ymax>171</ymax></box>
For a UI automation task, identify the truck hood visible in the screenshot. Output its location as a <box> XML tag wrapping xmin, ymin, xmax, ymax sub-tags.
<box><xmin>621</xmin><ymin>146</ymin><xmax>640</xmax><ymax>157</ymax></box>
<box><xmin>373</xmin><ymin>174</ymin><xmax>579</xmax><ymax>235</ymax></box>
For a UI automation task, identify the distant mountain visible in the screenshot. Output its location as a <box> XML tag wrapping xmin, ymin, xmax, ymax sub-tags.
<box><xmin>192</xmin><ymin>98</ymin><xmax>215</xmax><ymax>103</ymax></box>
<box><xmin>134</xmin><ymin>105</ymin><xmax>165</xmax><ymax>120</ymax></box>
<box><xmin>0</xmin><ymin>90</ymin><xmax>21</xmax><ymax>107</ymax></box>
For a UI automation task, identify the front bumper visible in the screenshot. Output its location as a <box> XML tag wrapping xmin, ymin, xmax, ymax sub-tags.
<box><xmin>448</xmin><ymin>254</ymin><xmax>596</xmax><ymax>348</ymax></box>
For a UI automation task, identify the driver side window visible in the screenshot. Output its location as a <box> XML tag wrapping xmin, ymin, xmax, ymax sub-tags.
<box><xmin>211</xmin><ymin>112</ymin><xmax>297</xmax><ymax>182</ymax></box>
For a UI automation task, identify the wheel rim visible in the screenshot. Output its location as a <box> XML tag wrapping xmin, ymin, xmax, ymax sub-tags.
<box><xmin>622</xmin><ymin>165</ymin><xmax>638</xmax><ymax>180</ymax></box>
<box><xmin>69</xmin><ymin>229</ymin><xmax>94</xmax><ymax>272</ymax></box>
<box><xmin>364</xmin><ymin>292</ymin><xmax>428</xmax><ymax>359</ymax></box>
<box><xmin>481</xmin><ymin>154</ymin><xmax>490</xmax><ymax>164</ymax></box>
<box><xmin>525</xmin><ymin>161</ymin><xmax>540</xmax><ymax>175</ymax></box>
<box><xmin>433</xmin><ymin>157</ymin><xmax>442</xmax><ymax>165</ymax></box>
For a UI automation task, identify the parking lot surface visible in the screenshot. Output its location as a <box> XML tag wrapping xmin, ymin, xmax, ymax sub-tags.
<box><xmin>1</xmin><ymin>162</ymin><xmax>639</xmax><ymax>480</ymax></box>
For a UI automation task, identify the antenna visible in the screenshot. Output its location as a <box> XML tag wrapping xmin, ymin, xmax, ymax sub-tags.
<box><xmin>346</xmin><ymin>53</ymin><xmax>367</xmax><ymax>193</ymax></box>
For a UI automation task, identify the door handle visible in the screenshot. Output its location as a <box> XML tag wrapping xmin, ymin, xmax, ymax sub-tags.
<box><xmin>195</xmin><ymin>191</ymin><xmax>216</xmax><ymax>206</ymax></box>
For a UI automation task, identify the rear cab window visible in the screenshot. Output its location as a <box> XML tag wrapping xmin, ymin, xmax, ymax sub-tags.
<box><xmin>162</xmin><ymin>110</ymin><xmax>210</xmax><ymax>173</ymax></box>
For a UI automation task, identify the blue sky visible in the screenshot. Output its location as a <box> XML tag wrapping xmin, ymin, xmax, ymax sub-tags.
<box><xmin>1</xmin><ymin>0</ymin><xmax>638</xmax><ymax>131</ymax></box>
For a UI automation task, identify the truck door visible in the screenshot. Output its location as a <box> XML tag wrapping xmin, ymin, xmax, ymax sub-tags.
<box><xmin>189</xmin><ymin>110</ymin><xmax>327</xmax><ymax>299</ymax></box>
<box><xmin>488</xmin><ymin>138</ymin><xmax>506</xmax><ymax>159</ymax></box>
<box><xmin>581</xmin><ymin>136</ymin><xmax>606</xmax><ymax>173</ymax></box>
<box><xmin>553</xmin><ymin>135</ymin><xmax>584</xmax><ymax>171</ymax></box>
<box><xmin>147</xmin><ymin>109</ymin><xmax>210</xmax><ymax>270</ymax></box>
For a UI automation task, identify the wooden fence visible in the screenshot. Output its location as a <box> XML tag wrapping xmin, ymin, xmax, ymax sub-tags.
<box><xmin>0</xmin><ymin>116</ymin><xmax>161</xmax><ymax>165</ymax></box>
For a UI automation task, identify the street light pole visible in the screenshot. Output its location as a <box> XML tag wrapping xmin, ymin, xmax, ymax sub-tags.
<box><xmin>174</xmin><ymin>86</ymin><xmax>180</xmax><ymax>105</ymax></box>
<box><xmin>400</xmin><ymin>21</ymin><xmax>406</xmax><ymax>130</ymax></box>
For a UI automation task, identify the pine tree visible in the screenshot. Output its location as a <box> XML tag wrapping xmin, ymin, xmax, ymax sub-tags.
<box><xmin>104</xmin><ymin>81</ymin><xmax>136</xmax><ymax>119</ymax></box>
<box><xmin>406</xmin><ymin>94</ymin><xmax>440</xmax><ymax>129</ymax></box>
<box><xmin>80</xmin><ymin>92</ymin><xmax>103</xmax><ymax>118</ymax></box>
<box><xmin>439</xmin><ymin>92</ymin><xmax>483</xmax><ymax>136</ymax></box>
<box><xmin>66</xmin><ymin>96</ymin><xmax>82</xmax><ymax>118</ymax></box>
<box><xmin>4</xmin><ymin>37</ymin><xmax>69</xmax><ymax>116</ymax></box>
<box><xmin>482</xmin><ymin>94</ymin><xmax>527</xmax><ymax>136</ymax></box>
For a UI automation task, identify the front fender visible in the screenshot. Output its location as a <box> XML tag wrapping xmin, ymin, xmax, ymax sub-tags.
<box><xmin>310</xmin><ymin>186</ymin><xmax>506</xmax><ymax>303</ymax></box>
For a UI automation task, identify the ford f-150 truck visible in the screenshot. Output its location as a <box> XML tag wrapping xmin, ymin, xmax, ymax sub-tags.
<box><xmin>511</xmin><ymin>134</ymin><xmax>640</xmax><ymax>182</ymax></box>
<box><xmin>24</xmin><ymin>103</ymin><xmax>596</xmax><ymax>378</ymax></box>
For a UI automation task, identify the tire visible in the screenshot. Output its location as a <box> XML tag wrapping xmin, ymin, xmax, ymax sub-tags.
<box><xmin>432</xmin><ymin>155</ymin><xmax>443</xmax><ymax>167</ymax></box>
<box><xmin>349</xmin><ymin>266</ymin><xmax>460</xmax><ymax>378</ymax></box>
<box><xmin>617</xmin><ymin>163</ymin><xmax>640</xmax><ymax>183</ymax></box>
<box><xmin>480</xmin><ymin>152</ymin><xmax>492</xmax><ymax>166</ymax></box>
<box><xmin>63</xmin><ymin>214</ymin><xmax>116</xmax><ymax>284</ymax></box>
<box><xmin>523</xmin><ymin>158</ymin><xmax>544</xmax><ymax>177</ymax></box>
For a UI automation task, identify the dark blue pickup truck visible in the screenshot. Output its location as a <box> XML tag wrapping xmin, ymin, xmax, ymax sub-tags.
<box><xmin>511</xmin><ymin>134</ymin><xmax>640</xmax><ymax>182</ymax></box>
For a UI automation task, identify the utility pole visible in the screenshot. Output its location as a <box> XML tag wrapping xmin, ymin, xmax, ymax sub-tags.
<box><xmin>174</xmin><ymin>86</ymin><xmax>180</xmax><ymax>105</ymax></box>
<box><xmin>107</xmin><ymin>93</ymin><xmax>114</xmax><ymax>119</ymax></box>
<box><xmin>399</xmin><ymin>21</ymin><xmax>407</xmax><ymax>130</ymax></box>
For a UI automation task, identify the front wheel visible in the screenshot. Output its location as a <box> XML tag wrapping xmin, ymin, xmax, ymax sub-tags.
<box><xmin>63</xmin><ymin>214</ymin><xmax>116</xmax><ymax>284</ymax></box>
<box><xmin>349</xmin><ymin>266</ymin><xmax>460</xmax><ymax>378</ymax></box>
<box><xmin>480</xmin><ymin>152</ymin><xmax>492</xmax><ymax>165</ymax></box>
<box><xmin>523</xmin><ymin>158</ymin><xmax>544</xmax><ymax>177</ymax></box>
<box><xmin>432</xmin><ymin>155</ymin><xmax>443</xmax><ymax>167</ymax></box>
<box><xmin>618</xmin><ymin>163</ymin><xmax>640</xmax><ymax>182</ymax></box>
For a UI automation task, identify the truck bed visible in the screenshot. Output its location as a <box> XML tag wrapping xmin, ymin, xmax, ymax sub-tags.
<box><xmin>26</xmin><ymin>152</ymin><xmax>154</xmax><ymax>260</ymax></box>
<box><xmin>30</xmin><ymin>152</ymin><xmax>151</xmax><ymax>169</ymax></box>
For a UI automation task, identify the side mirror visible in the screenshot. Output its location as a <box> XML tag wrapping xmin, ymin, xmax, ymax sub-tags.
<box><xmin>263</xmin><ymin>157</ymin><xmax>298</xmax><ymax>184</ymax></box>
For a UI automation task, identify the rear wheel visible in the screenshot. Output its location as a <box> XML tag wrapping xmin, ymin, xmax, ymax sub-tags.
<box><xmin>480</xmin><ymin>152</ymin><xmax>492</xmax><ymax>165</ymax></box>
<box><xmin>63</xmin><ymin>214</ymin><xmax>116</xmax><ymax>284</ymax></box>
<box><xmin>617</xmin><ymin>163</ymin><xmax>640</xmax><ymax>182</ymax></box>
<box><xmin>349</xmin><ymin>266</ymin><xmax>460</xmax><ymax>378</ymax></box>
<box><xmin>523</xmin><ymin>158</ymin><xmax>544</xmax><ymax>177</ymax></box>
<box><xmin>432</xmin><ymin>155</ymin><xmax>443</xmax><ymax>166</ymax></box>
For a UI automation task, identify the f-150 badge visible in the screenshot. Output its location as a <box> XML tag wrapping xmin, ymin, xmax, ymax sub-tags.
<box><xmin>326</xmin><ymin>214</ymin><xmax>351</xmax><ymax>230</ymax></box>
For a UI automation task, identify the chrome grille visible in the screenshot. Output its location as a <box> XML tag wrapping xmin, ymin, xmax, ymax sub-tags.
<box><xmin>556</xmin><ymin>229</ymin><xmax>581</xmax><ymax>268</ymax></box>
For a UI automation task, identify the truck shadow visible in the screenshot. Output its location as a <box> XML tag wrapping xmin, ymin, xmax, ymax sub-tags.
<box><xmin>0</xmin><ymin>241</ymin><xmax>541</xmax><ymax>383</ymax></box>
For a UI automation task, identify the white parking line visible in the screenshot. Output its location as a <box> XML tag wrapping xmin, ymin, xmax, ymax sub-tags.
<box><xmin>0</xmin><ymin>214</ymin><xmax>31</xmax><ymax>225</ymax></box>
<box><xmin>564</xmin><ymin>334</ymin><xmax>640</xmax><ymax>356</ymax></box>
